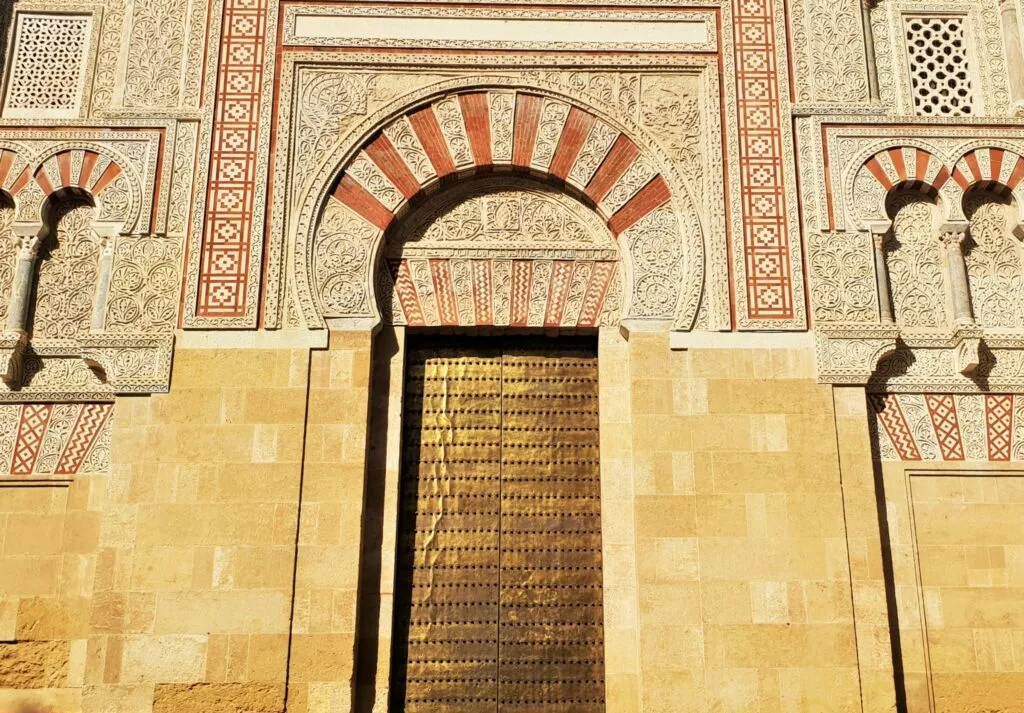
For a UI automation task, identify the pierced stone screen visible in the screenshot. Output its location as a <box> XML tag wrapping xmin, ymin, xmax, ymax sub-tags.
<box><xmin>3</xmin><ymin>13</ymin><xmax>91</xmax><ymax>118</ymax></box>
<box><xmin>905</xmin><ymin>15</ymin><xmax>974</xmax><ymax>117</ymax></box>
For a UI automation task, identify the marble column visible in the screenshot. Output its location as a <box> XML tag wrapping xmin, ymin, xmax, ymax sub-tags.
<box><xmin>940</xmin><ymin>229</ymin><xmax>975</xmax><ymax>326</ymax></box>
<box><xmin>5</xmin><ymin>229</ymin><xmax>41</xmax><ymax>334</ymax></box>
<box><xmin>861</xmin><ymin>0</ymin><xmax>881</xmax><ymax>102</ymax></box>
<box><xmin>872</xmin><ymin>231</ymin><xmax>895</xmax><ymax>323</ymax></box>
<box><xmin>1001</xmin><ymin>0</ymin><xmax>1024</xmax><ymax>114</ymax></box>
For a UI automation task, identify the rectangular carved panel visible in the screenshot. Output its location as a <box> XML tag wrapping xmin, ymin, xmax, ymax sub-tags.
<box><xmin>391</xmin><ymin>336</ymin><xmax>605</xmax><ymax>713</ymax></box>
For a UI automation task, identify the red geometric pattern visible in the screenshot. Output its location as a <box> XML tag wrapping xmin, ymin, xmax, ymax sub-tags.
<box><xmin>196</xmin><ymin>0</ymin><xmax>269</xmax><ymax>318</ymax></box>
<box><xmin>544</xmin><ymin>261</ymin><xmax>574</xmax><ymax>327</ymax></box>
<box><xmin>11</xmin><ymin>405</ymin><xmax>53</xmax><ymax>474</ymax></box>
<box><xmin>34</xmin><ymin>150</ymin><xmax>123</xmax><ymax>199</ymax></box>
<box><xmin>510</xmin><ymin>260</ymin><xmax>533</xmax><ymax>328</ymax></box>
<box><xmin>925</xmin><ymin>394</ymin><xmax>964</xmax><ymax>461</ymax></box>
<box><xmin>430</xmin><ymin>259</ymin><xmax>459</xmax><ymax>327</ymax></box>
<box><xmin>732</xmin><ymin>0</ymin><xmax>793</xmax><ymax>320</ymax></box>
<box><xmin>470</xmin><ymin>259</ymin><xmax>493</xmax><ymax>326</ymax></box>
<box><xmin>985</xmin><ymin>395</ymin><xmax>1014</xmax><ymax>462</ymax></box>
<box><xmin>55</xmin><ymin>404</ymin><xmax>113</xmax><ymax>475</ymax></box>
<box><xmin>578</xmin><ymin>262</ymin><xmax>615</xmax><ymax>329</ymax></box>
<box><xmin>870</xmin><ymin>394</ymin><xmax>921</xmax><ymax>461</ymax></box>
<box><xmin>391</xmin><ymin>259</ymin><xmax>424</xmax><ymax>326</ymax></box>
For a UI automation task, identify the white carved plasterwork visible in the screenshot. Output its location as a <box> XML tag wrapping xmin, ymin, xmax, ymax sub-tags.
<box><xmin>870</xmin><ymin>0</ymin><xmax>1009</xmax><ymax>117</ymax></box>
<box><xmin>0</xmin><ymin>206</ymin><xmax>14</xmax><ymax>329</ymax></box>
<box><xmin>105</xmin><ymin>236</ymin><xmax>184</xmax><ymax>332</ymax></box>
<box><xmin>788</xmin><ymin>0</ymin><xmax>870</xmax><ymax>104</ymax></box>
<box><xmin>33</xmin><ymin>198</ymin><xmax>101</xmax><ymax>341</ymax></box>
<box><xmin>808</xmin><ymin>231</ymin><xmax>878</xmax><ymax>323</ymax></box>
<box><xmin>265</xmin><ymin>63</ymin><xmax>724</xmax><ymax>333</ymax></box>
<box><xmin>886</xmin><ymin>195</ymin><xmax>950</xmax><ymax>329</ymax></box>
<box><xmin>964</xmin><ymin>193</ymin><xmax>1024</xmax><ymax>328</ymax></box>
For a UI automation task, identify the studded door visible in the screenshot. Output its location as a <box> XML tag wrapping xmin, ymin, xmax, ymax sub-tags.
<box><xmin>391</xmin><ymin>335</ymin><xmax>605</xmax><ymax>713</ymax></box>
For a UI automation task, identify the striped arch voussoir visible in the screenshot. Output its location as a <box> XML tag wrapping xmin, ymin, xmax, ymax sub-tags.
<box><xmin>0</xmin><ymin>148</ymin><xmax>32</xmax><ymax>204</ymax></box>
<box><xmin>952</xmin><ymin>147</ymin><xmax>1024</xmax><ymax>196</ymax></box>
<box><xmin>327</xmin><ymin>90</ymin><xmax>673</xmax><ymax>239</ymax></box>
<box><xmin>862</xmin><ymin>146</ymin><xmax>950</xmax><ymax>197</ymax></box>
<box><xmin>33</xmin><ymin>149</ymin><xmax>124</xmax><ymax>203</ymax></box>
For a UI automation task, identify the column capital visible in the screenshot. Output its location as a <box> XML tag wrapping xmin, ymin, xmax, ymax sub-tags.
<box><xmin>939</xmin><ymin>230</ymin><xmax>968</xmax><ymax>247</ymax></box>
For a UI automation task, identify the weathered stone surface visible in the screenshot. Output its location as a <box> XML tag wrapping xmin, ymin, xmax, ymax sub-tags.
<box><xmin>152</xmin><ymin>683</ymin><xmax>284</xmax><ymax>713</ymax></box>
<box><xmin>0</xmin><ymin>641</ymin><xmax>70</xmax><ymax>688</ymax></box>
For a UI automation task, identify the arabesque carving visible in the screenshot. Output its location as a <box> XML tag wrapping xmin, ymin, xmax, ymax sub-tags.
<box><xmin>295</xmin><ymin>83</ymin><xmax>707</xmax><ymax>332</ymax></box>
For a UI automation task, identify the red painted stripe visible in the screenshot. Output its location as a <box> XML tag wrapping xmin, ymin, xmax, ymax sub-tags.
<box><xmin>1008</xmin><ymin>157</ymin><xmax>1024</xmax><ymax>190</ymax></box>
<box><xmin>865</xmin><ymin>158</ymin><xmax>892</xmax><ymax>191</ymax></box>
<box><xmin>459</xmin><ymin>93</ymin><xmax>492</xmax><ymax>167</ymax></box>
<box><xmin>332</xmin><ymin>175</ymin><xmax>393</xmax><ymax>231</ymax></box>
<box><xmin>0</xmin><ymin>151</ymin><xmax>13</xmax><ymax>188</ymax></box>
<box><xmin>965</xmin><ymin>151</ymin><xmax>982</xmax><ymax>183</ymax></box>
<box><xmin>990</xmin><ymin>149</ymin><xmax>1005</xmax><ymax>183</ymax></box>
<box><xmin>509</xmin><ymin>260</ymin><xmax>533</xmax><ymax>327</ymax></box>
<box><xmin>57</xmin><ymin>152</ymin><xmax>72</xmax><ymax>189</ymax></box>
<box><xmin>888</xmin><ymin>148</ymin><xmax>907</xmax><ymax>181</ymax></box>
<box><xmin>952</xmin><ymin>168</ymin><xmax>971</xmax><ymax>191</ymax></box>
<box><xmin>549</xmin><ymin>108</ymin><xmax>597</xmax><ymax>180</ymax></box>
<box><xmin>91</xmin><ymin>162</ymin><xmax>123</xmax><ymax>196</ymax></box>
<box><xmin>393</xmin><ymin>259</ymin><xmax>425</xmax><ymax>326</ymax></box>
<box><xmin>365</xmin><ymin>135</ymin><xmax>421</xmax><ymax>200</ymax></box>
<box><xmin>914</xmin><ymin>150</ymin><xmax>931</xmax><ymax>182</ymax></box>
<box><xmin>79</xmin><ymin>151</ymin><xmax>99</xmax><ymax>189</ymax></box>
<box><xmin>932</xmin><ymin>166</ymin><xmax>950</xmax><ymax>191</ymax></box>
<box><xmin>512</xmin><ymin>94</ymin><xmax>543</xmax><ymax>168</ymax></box>
<box><xmin>430</xmin><ymin>259</ymin><xmax>459</xmax><ymax>326</ymax></box>
<box><xmin>408</xmin><ymin>107</ymin><xmax>457</xmax><ymax>177</ymax></box>
<box><xmin>471</xmin><ymin>259</ymin><xmax>493</xmax><ymax>325</ymax></box>
<box><xmin>8</xmin><ymin>167</ymin><xmax>30</xmax><ymax>196</ymax></box>
<box><xmin>544</xmin><ymin>261</ymin><xmax>574</xmax><ymax>327</ymax></box>
<box><xmin>577</xmin><ymin>262</ymin><xmax>615</xmax><ymax>328</ymax></box>
<box><xmin>608</xmin><ymin>176</ymin><xmax>672</xmax><ymax>236</ymax></box>
<box><xmin>34</xmin><ymin>167</ymin><xmax>54</xmax><ymax>196</ymax></box>
<box><xmin>586</xmin><ymin>136</ymin><xmax>641</xmax><ymax>204</ymax></box>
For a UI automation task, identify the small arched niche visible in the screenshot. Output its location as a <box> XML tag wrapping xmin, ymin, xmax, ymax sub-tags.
<box><xmin>375</xmin><ymin>176</ymin><xmax>622</xmax><ymax>328</ymax></box>
<box><xmin>31</xmin><ymin>187</ymin><xmax>101</xmax><ymax>340</ymax></box>
<box><xmin>963</xmin><ymin>186</ymin><xmax>1024</xmax><ymax>329</ymax></box>
<box><xmin>883</xmin><ymin>187</ymin><xmax>950</xmax><ymax>330</ymax></box>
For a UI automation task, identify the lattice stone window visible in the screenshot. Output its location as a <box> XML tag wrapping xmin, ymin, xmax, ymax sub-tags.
<box><xmin>3</xmin><ymin>13</ymin><xmax>92</xmax><ymax>119</ymax></box>
<box><xmin>904</xmin><ymin>15</ymin><xmax>974</xmax><ymax>116</ymax></box>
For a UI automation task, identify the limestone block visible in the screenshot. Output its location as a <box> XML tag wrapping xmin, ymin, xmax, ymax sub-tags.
<box><xmin>152</xmin><ymin>591</ymin><xmax>290</xmax><ymax>635</ymax></box>
<box><xmin>152</xmin><ymin>683</ymin><xmax>284</xmax><ymax>713</ymax></box>
<box><xmin>0</xmin><ymin>641</ymin><xmax>70</xmax><ymax>688</ymax></box>
<box><xmin>121</xmin><ymin>635</ymin><xmax>207</xmax><ymax>683</ymax></box>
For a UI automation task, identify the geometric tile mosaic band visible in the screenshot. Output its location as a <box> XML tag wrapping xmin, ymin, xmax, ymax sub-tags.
<box><xmin>732</xmin><ymin>0</ymin><xmax>793</xmax><ymax>320</ymax></box>
<box><xmin>197</xmin><ymin>0</ymin><xmax>269</xmax><ymax>318</ymax></box>
<box><xmin>872</xmin><ymin>393</ymin><xmax>1024</xmax><ymax>462</ymax></box>
<box><xmin>2</xmin><ymin>403</ymin><xmax>112</xmax><ymax>475</ymax></box>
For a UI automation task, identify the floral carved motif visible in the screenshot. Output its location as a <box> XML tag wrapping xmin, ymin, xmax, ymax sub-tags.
<box><xmin>808</xmin><ymin>232</ymin><xmax>877</xmax><ymax>323</ymax></box>
<box><xmin>106</xmin><ymin>237</ymin><xmax>183</xmax><ymax>332</ymax></box>
<box><xmin>886</xmin><ymin>196</ymin><xmax>948</xmax><ymax>329</ymax></box>
<box><xmin>33</xmin><ymin>199</ymin><xmax>101</xmax><ymax>341</ymax></box>
<box><xmin>964</xmin><ymin>193</ymin><xmax>1024</xmax><ymax>329</ymax></box>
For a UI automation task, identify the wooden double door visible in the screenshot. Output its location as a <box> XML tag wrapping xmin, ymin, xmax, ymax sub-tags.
<box><xmin>390</xmin><ymin>335</ymin><xmax>606</xmax><ymax>713</ymax></box>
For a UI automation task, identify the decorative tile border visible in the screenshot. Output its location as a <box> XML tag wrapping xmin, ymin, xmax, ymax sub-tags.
<box><xmin>872</xmin><ymin>393</ymin><xmax>1024</xmax><ymax>462</ymax></box>
<box><xmin>731</xmin><ymin>0</ymin><xmax>796</xmax><ymax>323</ymax></box>
<box><xmin>189</xmin><ymin>0</ymin><xmax>272</xmax><ymax>323</ymax></box>
<box><xmin>1</xmin><ymin>403</ymin><xmax>112</xmax><ymax>476</ymax></box>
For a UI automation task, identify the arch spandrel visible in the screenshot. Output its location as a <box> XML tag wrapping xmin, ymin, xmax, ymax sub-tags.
<box><xmin>295</xmin><ymin>81</ymin><xmax>706</xmax><ymax>332</ymax></box>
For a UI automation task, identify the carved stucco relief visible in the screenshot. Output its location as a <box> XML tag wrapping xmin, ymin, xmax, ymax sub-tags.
<box><xmin>807</xmin><ymin>231</ymin><xmax>878</xmax><ymax>323</ymax></box>
<box><xmin>789</xmin><ymin>0</ymin><xmax>870</xmax><ymax>104</ymax></box>
<box><xmin>886</xmin><ymin>195</ymin><xmax>949</xmax><ymax>329</ymax></box>
<box><xmin>267</xmin><ymin>65</ymin><xmax>723</xmax><ymax>333</ymax></box>
<box><xmin>964</xmin><ymin>193</ymin><xmax>1024</xmax><ymax>328</ymax></box>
